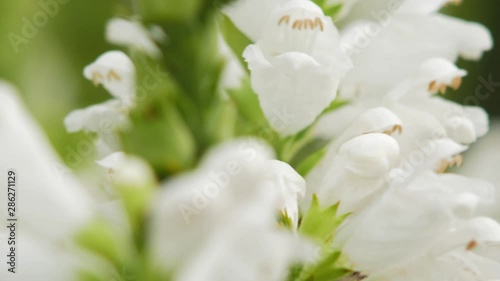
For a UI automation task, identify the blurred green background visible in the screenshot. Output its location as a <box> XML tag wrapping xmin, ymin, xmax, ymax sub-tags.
<box><xmin>0</xmin><ymin>0</ymin><xmax>499</xmax><ymax>165</ymax></box>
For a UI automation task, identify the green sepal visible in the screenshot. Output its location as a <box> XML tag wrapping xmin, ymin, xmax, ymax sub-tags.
<box><xmin>299</xmin><ymin>194</ymin><xmax>349</xmax><ymax>247</ymax></box>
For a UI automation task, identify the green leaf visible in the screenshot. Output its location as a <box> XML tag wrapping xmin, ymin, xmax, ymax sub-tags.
<box><xmin>219</xmin><ymin>15</ymin><xmax>252</xmax><ymax>70</ymax></box>
<box><xmin>324</xmin><ymin>4</ymin><xmax>344</xmax><ymax>20</ymax></box>
<box><xmin>292</xmin><ymin>139</ymin><xmax>330</xmax><ymax>177</ymax></box>
<box><xmin>226</xmin><ymin>78</ymin><xmax>267</xmax><ymax>130</ymax></box>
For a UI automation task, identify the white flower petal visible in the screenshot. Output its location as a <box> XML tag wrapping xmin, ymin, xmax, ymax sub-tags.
<box><xmin>106</xmin><ymin>18</ymin><xmax>162</xmax><ymax>57</ymax></box>
<box><xmin>83</xmin><ymin>51</ymin><xmax>136</xmax><ymax>101</ymax></box>
<box><xmin>0</xmin><ymin>82</ymin><xmax>92</xmax><ymax>239</ymax></box>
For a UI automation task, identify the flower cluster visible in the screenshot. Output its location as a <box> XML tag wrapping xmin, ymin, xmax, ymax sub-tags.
<box><xmin>1</xmin><ymin>0</ymin><xmax>499</xmax><ymax>281</ymax></box>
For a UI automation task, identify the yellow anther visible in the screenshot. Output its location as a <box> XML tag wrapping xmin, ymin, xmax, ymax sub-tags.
<box><xmin>278</xmin><ymin>15</ymin><xmax>290</xmax><ymax>26</ymax></box>
<box><xmin>108</xmin><ymin>70</ymin><xmax>122</xmax><ymax>82</ymax></box>
<box><xmin>292</xmin><ymin>19</ymin><xmax>303</xmax><ymax>30</ymax></box>
<box><xmin>451</xmin><ymin>76</ymin><xmax>462</xmax><ymax>90</ymax></box>
<box><xmin>92</xmin><ymin>72</ymin><xmax>104</xmax><ymax>86</ymax></box>
<box><xmin>314</xmin><ymin>17</ymin><xmax>324</xmax><ymax>31</ymax></box>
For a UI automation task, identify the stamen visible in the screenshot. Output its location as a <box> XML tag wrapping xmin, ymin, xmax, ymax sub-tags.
<box><xmin>292</xmin><ymin>20</ymin><xmax>303</xmax><ymax>30</ymax></box>
<box><xmin>92</xmin><ymin>72</ymin><xmax>104</xmax><ymax>86</ymax></box>
<box><xmin>428</xmin><ymin>80</ymin><xmax>439</xmax><ymax>93</ymax></box>
<box><xmin>466</xmin><ymin>240</ymin><xmax>477</xmax><ymax>251</ymax></box>
<box><xmin>439</xmin><ymin>84</ymin><xmax>447</xmax><ymax>95</ymax></box>
<box><xmin>436</xmin><ymin>154</ymin><xmax>463</xmax><ymax>173</ymax></box>
<box><xmin>108</xmin><ymin>70</ymin><xmax>122</xmax><ymax>82</ymax></box>
<box><xmin>304</xmin><ymin>19</ymin><xmax>314</xmax><ymax>30</ymax></box>
<box><xmin>383</xmin><ymin>124</ymin><xmax>403</xmax><ymax>135</ymax></box>
<box><xmin>278</xmin><ymin>15</ymin><xmax>290</xmax><ymax>26</ymax></box>
<box><xmin>314</xmin><ymin>17</ymin><xmax>324</xmax><ymax>31</ymax></box>
<box><xmin>451</xmin><ymin>77</ymin><xmax>462</xmax><ymax>90</ymax></box>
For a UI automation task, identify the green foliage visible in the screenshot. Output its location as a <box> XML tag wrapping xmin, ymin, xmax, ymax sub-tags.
<box><xmin>219</xmin><ymin>15</ymin><xmax>252</xmax><ymax>68</ymax></box>
<box><xmin>300</xmin><ymin>195</ymin><xmax>348</xmax><ymax>247</ymax></box>
<box><xmin>311</xmin><ymin>0</ymin><xmax>344</xmax><ymax>20</ymax></box>
<box><xmin>140</xmin><ymin>0</ymin><xmax>202</xmax><ymax>22</ymax></box>
<box><xmin>75</xmin><ymin>219</ymin><xmax>129</xmax><ymax>269</ymax></box>
<box><xmin>288</xmin><ymin>195</ymin><xmax>351</xmax><ymax>281</ymax></box>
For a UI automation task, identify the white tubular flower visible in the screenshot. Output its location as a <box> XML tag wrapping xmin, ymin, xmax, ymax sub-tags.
<box><xmin>64</xmin><ymin>51</ymin><xmax>136</xmax><ymax>154</ymax></box>
<box><xmin>83</xmin><ymin>51</ymin><xmax>136</xmax><ymax>102</ymax></box>
<box><xmin>64</xmin><ymin>100</ymin><xmax>129</xmax><ymax>133</ymax></box>
<box><xmin>106</xmin><ymin>18</ymin><xmax>163</xmax><ymax>58</ymax></box>
<box><xmin>339</xmin><ymin>1</ymin><xmax>492</xmax><ymax>99</ymax></box>
<box><xmin>239</xmin><ymin>0</ymin><xmax>351</xmax><ymax>135</ymax></box>
<box><xmin>0</xmin><ymin>82</ymin><xmax>94</xmax><ymax>281</ymax></box>
<box><xmin>97</xmin><ymin>152</ymin><xmax>156</xmax><ymax>189</ymax></box>
<box><xmin>339</xmin><ymin>178</ymin><xmax>500</xmax><ymax>281</ymax></box>
<box><xmin>306</xmin><ymin>107</ymin><xmax>401</xmax><ymax>214</ymax></box>
<box><xmin>149</xmin><ymin>140</ymin><xmax>312</xmax><ymax>280</ymax></box>
<box><xmin>316</xmin><ymin>58</ymin><xmax>488</xmax><ymax>159</ymax></box>
<box><xmin>264</xmin><ymin>160</ymin><xmax>306</xmax><ymax>228</ymax></box>
<box><xmin>224</xmin><ymin>0</ymin><xmax>287</xmax><ymax>41</ymax></box>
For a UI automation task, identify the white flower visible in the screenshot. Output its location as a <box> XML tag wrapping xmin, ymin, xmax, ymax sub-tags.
<box><xmin>336</xmin><ymin>174</ymin><xmax>500</xmax><ymax>281</ymax></box>
<box><xmin>339</xmin><ymin>0</ymin><xmax>492</xmax><ymax>99</ymax></box>
<box><xmin>64</xmin><ymin>51</ymin><xmax>136</xmax><ymax>154</ymax></box>
<box><xmin>83</xmin><ymin>51</ymin><xmax>136</xmax><ymax>102</ymax></box>
<box><xmin>106</xmin><ymin>18</ymin><xmax>164</xmax><ymax>58</ymax></box>
<box><xmin>149</xmin><ymin>139</ymin><xmax>313</xmax><ymax>280</ymax></box>
<box><xmin>228</xmin><ymin>0</ymin><xmax>352</xmax><ymax>135</ymax></box>
<box><xmin>306</xmin><ymin>107</ymin><xmax>401</xmax><ymax>214</ymax></box>
<box><xmin>331</xmin><ymin>129</ymin><xmax>500</xmax><ymax>280</ymax></box>
<box><xmin>316</xmin><ymin>58</ymin><xmax>488</xmax><ymax>159</ymax></box>
<box><xmin>460</xmin><ymin>120</ymin><xmax>500</xmax><ymax>221</ymax></box>
<box><xmin>224</xmin><ymin>0</ymin><xmax>287</xmax><ymax>41</ymax></box>
<box><xmin>97</xmin><ymin>152</ymin><xmax>155</xmax><ymax>189</ymax></box>
<box><xmin>0</xmin><ymin>82</ymin><xmax>94</xmax><ymax>281</ymax></box>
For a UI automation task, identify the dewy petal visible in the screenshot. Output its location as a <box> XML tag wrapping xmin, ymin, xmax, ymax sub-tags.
<box><xmin>0</xmin><ymin>82</ymin><xmax>92</xmax><ymax>239</ymax></box>
<box><xmin>83</xmin><ymin>51</ymin><xmax>136</xmax><ymax>101</ymax></box>
<box><xmin>223</xmin><ymin>0</ymin><xmax>287</xmax><ymax>41</ymax></box>
<box><xmin>106</xmin><ymin>18</ymin><xmax>162</xmax><ymax>57</ymax></box>
<box><xmin>245</xmin><ymin>46</ymin><xmax>341</xmax><ymax>135</ymax></box>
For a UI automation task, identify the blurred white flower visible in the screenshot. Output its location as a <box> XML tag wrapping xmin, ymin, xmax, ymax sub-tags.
<box><xmin>336</xmin><ymin>171</ymin><xmax>500</xmax><ymax>281</ymax></box>
<box><xmin>106</xmin><ymin>18</ymin><xmax>164</xmax><ymax>58</ymax></box>
<box><xmin>64</xmin><ymin>51</ymin><xmax>136</xmax><ymax>154</ymax></box>
<box><xmin>149</xmin><ymin>139</ymin><xmax>313</xmax><ymax>280</ymax></box>
<box><xmin>0</xmin><ymin>81</ymin><xmax>95</xmax><ymax>281</ymax></box>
